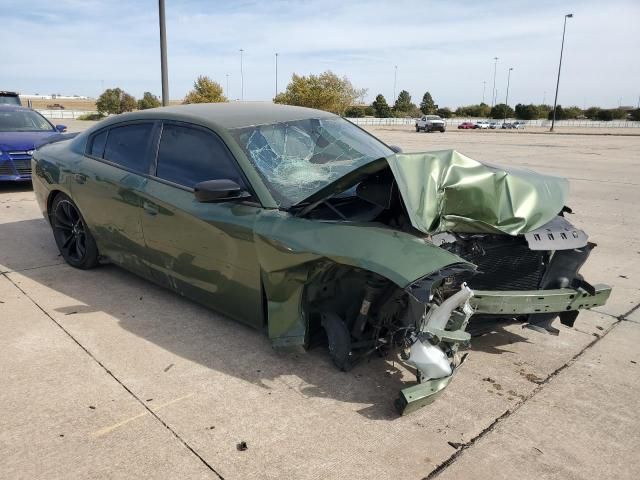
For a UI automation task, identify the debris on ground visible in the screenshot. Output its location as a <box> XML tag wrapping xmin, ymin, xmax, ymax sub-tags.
<box><xmin>236</xmin><ymin>441</ymin><xmax>248</xmax><ymax>451</ymax></box>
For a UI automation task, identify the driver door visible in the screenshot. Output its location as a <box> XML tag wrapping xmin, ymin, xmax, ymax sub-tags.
<box><xmin>139</xmin><ymin>121</ymin><xmax>264</xmax><ymax>327</ymax></box>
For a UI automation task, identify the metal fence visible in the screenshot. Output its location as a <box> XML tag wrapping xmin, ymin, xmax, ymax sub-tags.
<box><xmin>37</xmin><ymin>110</ymin><xmax>99</xmax><ymax>119</ymax></box>
<box><xmin>348</xmin><ymin>117</ymin><xmax>640</xmax><ymax>128</ymax></box>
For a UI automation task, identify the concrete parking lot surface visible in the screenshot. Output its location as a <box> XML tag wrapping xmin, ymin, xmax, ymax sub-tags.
<box><xmin>1</xmin><ymin>127</ymin><xmax>639</xmax><ymax>479</ymax></box>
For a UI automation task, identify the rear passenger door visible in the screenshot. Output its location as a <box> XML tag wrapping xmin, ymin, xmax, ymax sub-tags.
<box><xmin>73</xmin><ymin>121</ymin><xmax>159</xmax><ymax>278</ymax></box>
<box><xmin>140</xmin><ymin>121</ymin><xmax>264</xmax><ymax>327</ymax></box>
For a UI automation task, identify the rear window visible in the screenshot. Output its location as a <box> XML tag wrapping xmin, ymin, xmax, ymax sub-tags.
<box><xmin>89</xmin><ymin>130</ymin><xmax>108</xmax><ymax>157</ymax></box>
<box><xmin>102</xmin><ymin>123</ymin><xmax>154</xmax><ymax>173</ymax></box>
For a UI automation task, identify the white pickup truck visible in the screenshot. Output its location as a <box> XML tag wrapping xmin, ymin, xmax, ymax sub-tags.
<box><xmin>415</xmin><ymin>115</ymin><xmax>446</xmax><ymax>133</ymax></box>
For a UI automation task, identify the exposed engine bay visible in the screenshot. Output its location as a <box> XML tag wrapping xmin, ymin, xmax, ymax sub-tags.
<box><xmin>294</xmin><ymin>164</ymin><xmax>601</xmax><ymax>414</ymax></box>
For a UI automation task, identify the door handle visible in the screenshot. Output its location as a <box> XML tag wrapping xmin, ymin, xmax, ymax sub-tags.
<box><xmin>74</xmin><ymin>173</ymin><xmax>87</xmax><ymax>184</ymax></box>
<box><xmin>143</xmin><ymin>202</ymin><xmax>159</xmax><ymax>216</ymax></box>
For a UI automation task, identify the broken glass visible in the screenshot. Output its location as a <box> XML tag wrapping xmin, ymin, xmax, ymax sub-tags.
<box><xmin>230</xmin><ymin>117</ymin><xmax>393</xmax><ymax>207</ymax></box>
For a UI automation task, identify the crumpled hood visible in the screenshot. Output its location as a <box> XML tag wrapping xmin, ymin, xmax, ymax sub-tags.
<box><xmin>387</xmin><ymin>150</ymin><xmax>569</xmax><ymax>235</ymax></box>
<box><xmin>0</xmin><ymin>131</ymin><xmax>62</xmax><ymax>152</ymax></box>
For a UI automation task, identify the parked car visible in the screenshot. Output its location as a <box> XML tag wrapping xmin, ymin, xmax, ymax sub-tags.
<box><xmin>0</xmin><ymin>105</ymin><xmax>66</xmax><ymax>182</ymax></box>
<box><xmin>32</xmin><ymin>103</ymin><xmax>611</xmax><ymax>414</ymax></box>
<box><xmin>457</xmin><ymin>122</ymin><xmax>475</xmax><ymax>129</ymax></box>
<box><xmin>416</xmin><ymin>115</ymin><xmax>446</xmax><ymax>132</ymax></box>
<box><xmin>489</xmin><ymin>121</ymin><xmax>499</xmax><ymax>129</ymax></box>
<box><xmin>0</xmin><ymin>91</ymin><xmax>22</xmax><ymax>106</ymax></box>
<box><xmin>474</xmin><ymin>121</ymin><xmax>490</xmax><ymax>129</ymax></box>
<box><xmin>501</xmin><ymin>122</ymin><xmax>513</xmax><ymax>129</ymax></box>
<box><xmin>512</xmin><ymin>121</ymin><xmax>525</xmax><ymax>129</ymax></box>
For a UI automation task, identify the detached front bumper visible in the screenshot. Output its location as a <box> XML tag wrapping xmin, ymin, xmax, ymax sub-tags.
<box><xmin>470</xmin><ymin>284</ymin><xmax>612</xmax><ymax>315</ymax></box>
<box><xmin>395</xmin><ymin>283</ymin><xmax>611</xmax><ymax>415</ymax></box>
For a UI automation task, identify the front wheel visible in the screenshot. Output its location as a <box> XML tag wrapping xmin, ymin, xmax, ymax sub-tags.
<box><xmin>51</xmin><ymin>193</ymin><xmax>99</xmax><ymax>269</ymax></box>
<box><xmin>415</xmin><ymin>125</ymin><xmax>420</xmax><ymax>132</ymax></box>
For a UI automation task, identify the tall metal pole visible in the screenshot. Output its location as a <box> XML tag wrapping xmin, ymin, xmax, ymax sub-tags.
<box><xmin>504</xmin><ymin>67</ymin><xmax>513</xmax><ymax>122</ymax></box>
<box><xmin>158</xmin><ymin>0</ymin><xmax>169</xmax><ymax>106</ymax></box>
<box><xmin>482</xmin><ymin>81</ymin><xmax>486</xmax><ymax>104</ymax></box>
<box><xmin>275</xmin><ymin>53</ymin><xmax>279</xmax><ymax>97</ymax></box>
<box><xmin>551</xmin><ymin>14</ymin><xmax>573</xmax><ymax>132</ymax></box>
<box><xmin>240</xmin><ymin>48</ymin><xmax>244</xmax><ymax>101</ymax></box>
<box><xmin>491</xmin><ymin>57</ymin><xmax>498</xmax><ymax>107</ymax></box>
<box><xmin>393</xmin><ymin>65</ymin><xmax>398</xmax><ymax>102</ymax></box>
<box><xmin>543</xmin><ymin>91</ymin><xmax>546</xmax><ymax>105</ymax></box>
<box><xmin>226</xmin><ymin>74</ymin><xmax>230</xmax><ymax>98</ymax></box>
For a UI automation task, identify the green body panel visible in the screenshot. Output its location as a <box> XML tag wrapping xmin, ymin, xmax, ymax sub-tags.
<box><xmin>387</xmin><ymin>150</ymin><xmax>570</xmax><ymax>235</ymax></box>
<box><xmin>395</xmin><ymin>376</ymin><xmax>454</xmax><ymax>416</ymax></box>
<box><xmin>254</xmin><ymin>209</ymin><xmax>472</xmax><ymax>345</ymax></box>
<box><xmin>471</xmin><ymin>284</ymin><xmax>611</xmax><ymax>315</ymax></box>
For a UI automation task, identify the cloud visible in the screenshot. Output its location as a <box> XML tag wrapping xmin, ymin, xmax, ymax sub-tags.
<box><xmin>2</xmin><ymin>0</ymin><xmax>638</xmax><ymax>107</ymax></box>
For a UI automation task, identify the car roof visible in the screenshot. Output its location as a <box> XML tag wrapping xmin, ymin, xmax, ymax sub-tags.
<box><xmin>103</xmin><ymin>102</ymin><xmax>338</xmax><ymax>131</ymax></box>
<box><xmin>0</xmin><ymin>104</ymin><xmax>33</xmax><ymax>112</ymax></box>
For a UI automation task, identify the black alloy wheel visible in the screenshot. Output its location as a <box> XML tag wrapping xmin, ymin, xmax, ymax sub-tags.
<box><xmin>51</xmin><ymin>194</ymin><xmax>99</xmax><ymax>269</ymax></box>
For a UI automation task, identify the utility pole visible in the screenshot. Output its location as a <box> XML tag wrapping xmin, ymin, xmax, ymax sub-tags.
<box><xmin>543</xmin><ymin>91</ymin><xmax>546</xmax><ymax>105</ymax></box>
<box><xmin>482</xmin><ymin>81</ymin><xmax>486</xmax><ymax>104</ymax></box>
<box><xmin>226</xmin><ymin>74</ymin><xmax>230</xmax><ymax>98</ymax></box>
<box><xmin>491</xmin><ymin>57</ymin><xmax>498</xmax><ymax>107</ymax></box>
<box><xmin>393</xmin><ymin>65</ymin><xmax>398</xmax><ymax>103</ymax></box>
<box><xmin>240</xmin><ymin>48</ymin><xmax>244</xmax><ymax>101</ymax></box>
<box><xmin>158</xmin><ymin>0</ymin><xmax>169</xmax><ymax>106</ymax></box>
<box><xmin>275</xmin><ymin>53</ymin><xmax>279</xmax><ymax>97</ymax></box>
<box><xmin>504</xmin><ymin>67</ymin><xmax>514</xmax><ymax>122</ymax></box>
<box><xmin>551</xmin><ymin>13</ymin><xmax>573</xmax><ymax>132</ymax></box>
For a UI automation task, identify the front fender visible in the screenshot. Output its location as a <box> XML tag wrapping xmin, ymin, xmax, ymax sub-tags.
<box><xmin>253</xmin><ymin>210</ymin><xmax>472</xmax><ymax>346</ymax></box>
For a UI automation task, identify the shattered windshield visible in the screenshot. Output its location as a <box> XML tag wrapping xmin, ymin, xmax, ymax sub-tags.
<box><xmin>230</xmin><ymin>117</ymin><xmax>393</xmax><ymax>207</ymax></box>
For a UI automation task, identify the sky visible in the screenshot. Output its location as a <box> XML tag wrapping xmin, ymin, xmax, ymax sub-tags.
<box><xmin>2</xmin><ymin>0</ymin><xmax>639</xmax><ymax>108</ymax></box>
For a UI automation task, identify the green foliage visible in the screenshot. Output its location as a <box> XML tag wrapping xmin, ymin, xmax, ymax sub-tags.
<box><xmin>514</xmin><ymin>103</ymin><xmax>539</xmax><ymax>120</ymax></box>
<box><xmin>77</xmin><ymin>112</ymin><xmax>105</xmax><ymax>121</ymax></box>
<box><xmin>137</xmin><ymin>92</ymin><xmax>161</xmax><ymax>110</ymax></box>
<box><xmin>564</xmin><ymin>106</ymin><xmax>583</xmax><ymax>119</ymax></box>
<box><xmin>436</xmin><ymin>107</ymin><xmax>453</xmax><ymax>118</ymax></box>
<box><xmin>344</xmin><ymin>106</ymin><xmax>366</xmax><ymax>118</ymax></box>
<box><xmin>393</xmin><ymin>90</ymin><xmax>416</xmax><ymax>116</ymax></box>
<box><xmin>548</xmin><ymin>105</ymin><xmax>569</xmax><ymax>120</ymax></box>
<box><xmin>273</xmin><ymin>71</ymin><xmax>366</xmax><ymax>115</ymax></box>
<box><xmin>371</xmin><ymin>94</ymin><xmax>392</xmax><ymax>118</ymax></box>
<box><xmin>537</xmin><ymin>104</ymin><xmax>553</xmax><ymax>119</ymax></box>
<box><xmin>455</xmin><ymin>103</ymin><xmax>490</xmax><ymax>117</ymax></box>
<box><xmin>595</xmin><ymin>108</ymin><xmax>627</xmax><ymax>121</ymax></box>
<box><xmin>183</xmin><ymin>76</ymin><xmax>227</xmax><ymax>104</ymax></box>
<box><xmin>584</xmin><ymin>107</ymin><xmax>602</xmax><ymax>119</ymax></box>
<box><xmin>96</xmin><ymin>88</ymin><xmax>137</xmax><ymax>115</ymax></box>
<box><xmin>364</xmin><ymin>105</ymin><xmax>375</xmax><ymax>116</ymax></box>
<box><xmin>630</xmin><ymin>109</ymin><xmax>640</xmax><ymax>121</ymax></box>
<box><xmin>490</xmin><ymin>103</ymin><xmax>515</xmax><ymax>119</ymax></box>
<box><xmin>420</xmin><ymin>92</ymin><xmax>436</xmax><ymax>115</ymax></box>
<box><xmin>609</xmin><ymin>108</ymin><xmax>628</xmax><ymax>120</ymax></box>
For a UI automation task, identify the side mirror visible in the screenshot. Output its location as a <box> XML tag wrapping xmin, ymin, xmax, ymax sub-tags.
<box><xmin>55</xmin><ymin>124</ymin><xmax>67</xmax><ymax>133</ymax></box>
<box><xmin>388</xmin><ymin>145</ymin><xmax>403</xmax><ymax>154</ymax></box>
<box><xmin>194</xmin><ymin>179</ymin><xmax>251</xmax><ymax>203</ymax></box>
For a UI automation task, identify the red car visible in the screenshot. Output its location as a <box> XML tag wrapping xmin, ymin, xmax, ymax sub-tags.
<box><xmin>458</xmin><ymin>122</ymin><xmax>475</xmax><ymax>129</ymax></box>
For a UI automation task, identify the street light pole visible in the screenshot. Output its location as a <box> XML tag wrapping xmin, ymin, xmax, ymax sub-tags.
<box><xmin>158</xmin><ymin>0</ymin><xmax>169</xmax><ymax>106</ymax></box>
<box><xmin>275</xmin><ymin>53</ymin><xmax>279</xmax><ymax>97</ymax></box>
<box><xmin>393</xmin><ymin>65</ymin><xmax>398</xmax><ymax>103</ymax></box>
<box><xmin>504</xmin><ymin>67</ymin><xmax>513</xmax><ymax>122</ymax></box>
<box><xmin>240</xmin><ymin>48</ymin><xmax>244</xmax><ymax>101</ymax></box>
<box><xmin>226</xmin><ymin>74</ymin><xmax>230</xmax><ymax>98</ymax></box>
<box><xmin>482</xmin><ymin>81</ymin><xmax>486</xmax><ymax>104</ymax></box>
<box><xmin>551</xmin><ymin>13</ymin><xmax>573</xmax><ymax>132</ymax></box>
<box><xmin>491</xmin><ymin>57</ymin><xmax>498</xmax><ymax>107</ymax></box>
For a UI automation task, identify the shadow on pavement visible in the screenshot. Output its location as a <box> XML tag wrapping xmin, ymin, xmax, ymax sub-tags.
<box><xmin>2</xmin><ymin>217</ymin><xmax>533</xmax><ymax>421</ymax></box>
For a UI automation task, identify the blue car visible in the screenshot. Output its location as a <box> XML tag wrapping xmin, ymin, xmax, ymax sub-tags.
<box><xmin>0</xmin><ymin>105</ymin><xmax>67</xmax><ymax>182</ymax></box>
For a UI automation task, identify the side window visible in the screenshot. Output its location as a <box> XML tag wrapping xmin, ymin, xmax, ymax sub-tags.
<box><xmin>89</xmin><ymin>130</ymin><xmax>108</xmax><ymax>158</ymax></box>
<box><xmin>103</xmin><ymin>123</ymin><xmax>154</xmax><ymax>172</ymax></box>
<box><xmin>156</xmin><ymin>124</ymin><xmax>244</xmax><ymax>188</ymax></box>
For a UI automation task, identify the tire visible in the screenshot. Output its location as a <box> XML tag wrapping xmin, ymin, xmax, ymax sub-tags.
<box><xmin>51</xmin><ymin>193</ymin><xmax>99</xmax><ymax>269</ymax></box>
<box><xmin>415</xmin><ymin>125</ymin><xmax>420</xmax><ymax>132</ymax></box>
<box><xmin>321</xmin><ymin>312</ymin><xmax>353</xmax><ymax>371</ymax></box>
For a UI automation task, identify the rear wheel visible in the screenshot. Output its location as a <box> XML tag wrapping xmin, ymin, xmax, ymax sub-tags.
<box><xmin>51</xmin><ymin>193</ymin><xmax>99</xmax><ymax>269</ymax></box>
<box><xmin>415</xmin><ymin>125</ymin><xmax>420</xmax><ymax>132</ymax></box>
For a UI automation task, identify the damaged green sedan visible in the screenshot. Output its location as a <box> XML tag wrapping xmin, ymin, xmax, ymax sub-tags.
<box><xmin>32</xmin><ymin>103</ymin><xmax>611</xmax><ymax>414</ymax></box>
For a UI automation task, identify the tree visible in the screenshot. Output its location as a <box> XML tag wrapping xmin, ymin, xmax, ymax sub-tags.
<box><xmin>371</xmin><ymin>94</ymin><xmax>392</xmax><ymax>118</ymax></box>
<box><xmin>596</xmin><ymin>108</ymin><xmax>627</xmax><ymax>121</ymax></box>
<box><xmin>183</xmin><ymin>75</ymin><xmax>227</xmax><ymax>104</ymax></box>
<box><xmin>344</xmin><ymin>106</ymin><xmax>366</xmax><ymax>118</ymax></box>
<box><xmin>490</xmin><ymin>103</ymin><xmax>515</xmax><ymax>119</ymax></box>
<box><xmin>455</xmin><ymin>103</ymin><xmax>490</xmax><ymax>117</ymax></box>
<box><xmin>436</xmin><ymin>107</ymin><xmax>453</xmax><ymax>118</ymax></box>
<box><xmin>630</xmin><ymin>109</ymin><xmax>640</xmax><ymax>121</ymax></box>
<box><xmin>138</xmin><ymin>92</ymin><xmax>161</xmax><ymax>110</ymax></box>
<box><xmin>120</xmin><ymin>93</ymin><xmax>136</xmax><ymax>113</ymax></box>
<box><xmin>364</xmin><ymin>105</ymin><xmax>375</xmax><ymax>116</ymax></box>
<box><xmin>584</xmin><ymin>107</ymin><xmax>602</xmax><ymax>119</ymax></box>
<box><xmin>96</xmin><ymin>88</ymin><xmax>137</xmax><ymax>115</ymax></box>
<box><xmin>273</xmin><ymin>71</ymin><xmax>366</xmax><ymax>115</ymax></box>
<box><xmin>515</xmin><ymin>103</ymin><xmax>540</xmax><ymax>120</ymax></box>
<box><xmin>420</xmin><ymin>92</ymin><xmax>436</xmax><ymax>115</ymax></box>
<box><xmin>548</xmin><ymin>105</ymin><xmax>570</xmax><ymax>120</ymax></box>
<box><xmin>393</xmin><ymin>90</ymin><xmax>416</xmax><ymax>116</ymax></box>
<box><xmin>564</xmin><ymin>106</ymin><xmax>583</xmax><ymax>119</ymax></box>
